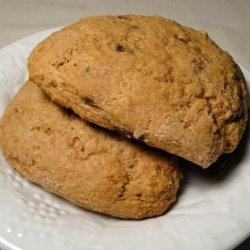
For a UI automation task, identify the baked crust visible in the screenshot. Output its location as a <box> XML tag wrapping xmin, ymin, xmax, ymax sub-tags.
<box><xmin>28</xmin><ymin>15</ymin><xmax>249</xmax><ymax>167</ymax></box>
<box><xmin>0</xmin><ymin>82</ymin><xmax>182</xmax><ymax>219</ymax></box>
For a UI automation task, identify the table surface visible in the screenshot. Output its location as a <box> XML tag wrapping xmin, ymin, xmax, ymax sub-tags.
<box><xmin>0</xmin><ymin>0</ymin><xmax>249</xmax><ymax>249</ymax></box>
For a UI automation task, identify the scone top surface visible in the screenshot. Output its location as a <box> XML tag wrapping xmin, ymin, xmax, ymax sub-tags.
<box><xmin>29</xmin><ymin>15</ymin><xmax>249</xmax><ymax>168</ymax></box>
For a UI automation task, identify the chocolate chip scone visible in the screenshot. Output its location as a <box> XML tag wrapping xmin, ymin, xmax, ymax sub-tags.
<box><xmin>28</xmin><ymin>15</ymin><xmax>249</xmax><ymax>168</ymax></box>
<box><xmin>0</xmin><ymin>81</ymin><xmax>182</xmax><ymax>219</ymax></box>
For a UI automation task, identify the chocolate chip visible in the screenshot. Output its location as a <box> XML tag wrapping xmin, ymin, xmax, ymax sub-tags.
<box><xmin>82</xmin><ymin>97</ymin><xmax>99</xmax><ymax>108</ymax></box>
<box><xmin>117</xmin><ymin>15</ymin><xmax>129</xmax><ymax>19</ymax></box>
<box><xmin>85</xmin><ymin>66</ymin><xmax>90</xmax><ymax>72</ymax></box>
<box><xmin>131</xmin><ymin>25</ymin><xmax>138</xmax><ymax>29</ymax></box>
<box><xmin>116</xmin><ymin>44</ymin><xmax>125</xmax><ymax>52</ymax></box>
<box><xmin>115</xmin><ymin>44</ymin><xmax>134</xmax><ymax>53</ymax></box>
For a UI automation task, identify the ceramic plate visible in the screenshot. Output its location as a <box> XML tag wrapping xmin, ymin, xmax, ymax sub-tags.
<box><xmin>0</xmin><ymin>29</ymin><xmax>250</xmax><ymax>250</ymax></box>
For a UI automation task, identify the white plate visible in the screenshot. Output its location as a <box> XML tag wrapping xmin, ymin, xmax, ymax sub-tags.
<box><xmin>0</xmin><ymin>29</ymin><xmax>249</xmax><ymax>250</ymax></box>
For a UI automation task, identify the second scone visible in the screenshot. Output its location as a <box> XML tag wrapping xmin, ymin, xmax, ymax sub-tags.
<box><xmin>28</xmin><ymin>15</ymin><xmax>249</xmax><ymax>168</ymax></box>
<box><xmin>0</xmin><ymin>81</ymin><xmax>181</xmax><ymax>219</ymax></box>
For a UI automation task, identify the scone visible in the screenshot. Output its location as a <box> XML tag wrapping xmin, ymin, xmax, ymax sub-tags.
<box><xmin>0</xmin><ymin>81</ymin><xmax>182</xmax><ymax>219</ymax></box>
<box><xmin>28</xmin><ymin>15</ymin><xmax>249</xmax><ymax>168</ymax></box>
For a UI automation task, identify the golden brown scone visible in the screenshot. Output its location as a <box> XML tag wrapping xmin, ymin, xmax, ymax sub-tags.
<box><xmin>28</xmin><ymin>15</ymin><xmax>249</xmax><ymax>168</ymax></box>
<box><xmin>0</xmin><ymin>81</ymin><xmax>182</xmax><ymax>219</ymax></box>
